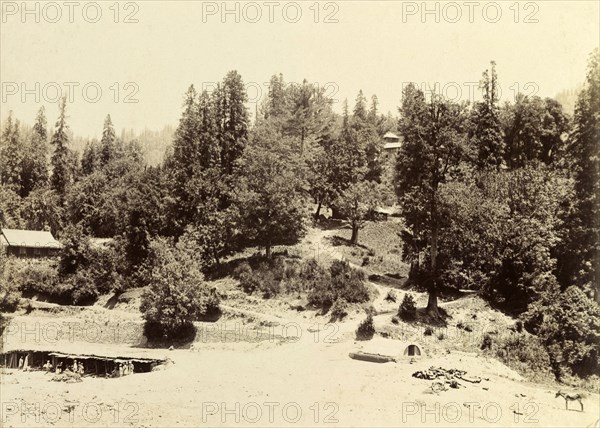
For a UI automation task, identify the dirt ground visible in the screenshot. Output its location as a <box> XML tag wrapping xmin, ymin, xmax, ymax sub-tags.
<box><xmin>1</xmin><ymin>224</ymin><xmax>599</xmax><ymax>427</ymax></box>
<box><xmin>2</xmin><ymin>337</ymin><xmax>599</xmax><ymax>427</ymax></box>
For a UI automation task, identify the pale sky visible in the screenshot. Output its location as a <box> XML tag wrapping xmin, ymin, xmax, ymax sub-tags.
<box><xmin>1</xmin><ymin>0</ymin><xmax>599</xmax><ymax>138</ymax></box>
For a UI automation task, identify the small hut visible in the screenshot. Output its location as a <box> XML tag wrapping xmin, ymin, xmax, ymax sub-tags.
<box><xmin>0</xmin><ymin>228</ymin><xmax>61</xmax><ymax>258</ymax></box>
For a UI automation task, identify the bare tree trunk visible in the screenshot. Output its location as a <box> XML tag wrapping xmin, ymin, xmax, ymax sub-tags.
<box><xmin>265</xmin><ymin>238</ymin><xmax>272</xmax><ymax>259</ymax></box>
<box><xmin>427</xmin><ymin>194</ymin><xmax>440</xmax><ymax>316</ymax></box>
<box><xmin>350</xmin><ymin>223</ymin><xmax>359</xmax><ymax>245</ymax></box>
<box><xmin>314</xmin><ymin>200</ymin><xmax>322</xmax><ymax>220</ymax></box>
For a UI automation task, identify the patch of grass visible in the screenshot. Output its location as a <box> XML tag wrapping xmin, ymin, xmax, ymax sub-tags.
<box><xmin>330</xmin><ymin>221</ymin><xmax>409</xmax><ymax>276</ymax></box>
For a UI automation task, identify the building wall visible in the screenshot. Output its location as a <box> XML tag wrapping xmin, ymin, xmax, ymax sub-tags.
<box><xmin>7</xmin><ymin>246</ymin><xmax>58</xmax><ymax>258</ymax></box>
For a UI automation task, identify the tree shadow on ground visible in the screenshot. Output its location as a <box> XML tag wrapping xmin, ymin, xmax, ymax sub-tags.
<box><xmin>328</xmin><ymin>235</ymin><xmax>369</xmax><ymax>250</ymax></box>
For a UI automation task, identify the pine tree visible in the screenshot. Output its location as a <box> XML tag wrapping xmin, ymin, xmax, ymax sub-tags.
<box><xmin>560</xmin><ymin>49</ymin><xmax>600</xmax><ymax>301</ymax></box>
<box><xmin>100</xmin><ymin>114</ymin><xmax>117</xmax><ymax>166</ymax></box>
<box><xmin>31</xmin><ymin>106</ymin><xmax>49</xmax><ymax>186</ymax></box>
<box><xmin>22</xmin><ymin>107</ymin><xmax>50</xmax><ymax>196</ymax></box>
<box><xmin>214</xmin><ymin>71</ymin><xmax>249</xmax><ymax>176</ymax></box>
<box><xmin>0</xmin><ymin>112</ymin><xmax>24</xmax><ymax>194</ymax></box>
<box><xmin>197</xmin><ymin>90</ymin><xmax>220</xmax><ymax>169</ymax></box>
<box><xmin>353</xmin><ymin>90</ymin><xmax>368</xmax><ymax>122</ymax></box>
<box><xmin>471</xmin><ymin>61</ymin><xmax>504</xmax><ymax>169</ymax></box>
<box><xmin>81</xmin><ymin>140</ymin><xmax>100</xmax><ymax>175</ymax></box>
<box><xmin>166</xmin><ymin>85</ymin><xmax>201</xmax><ymax>233</ymax></box>
<box><xmin>265</xmin><ymin>73</ymin><xmax>287</xmax><ymax>119</ymax></box>
<box><xmin>50</xmin><ymin>97</ymin><xmax>72</xmax><ymax>198</ymax></box>
<box><xmin>368</xmin><ymin>94</ymin><xmax>379</xmax><ymax>125</ymax></box>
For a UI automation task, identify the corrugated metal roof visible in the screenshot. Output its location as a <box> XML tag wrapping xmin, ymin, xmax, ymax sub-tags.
<box><xmin>0</xmin><ymin>229</ymin><xmax>62</xmax><ymax>249</ymax></box>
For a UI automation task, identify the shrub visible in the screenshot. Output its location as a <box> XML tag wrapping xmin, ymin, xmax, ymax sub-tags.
<box><xmin>361</xmin><ymin>256</ymin><xmax>370</xmax><ymax>266</ymax></box>
<box><xmin>300</xmin><ymin>258</ymin><xmax>326</xmax><ymax>282</ymax></box>
<box><xmin>437</xmin><ymin>332</ymin><xmax>445</xmax><ymax>340</ymax></box>
<box><xmin>64</xmin><ymin>270</ymin><xmax>99</xmax><ymax>305</ymax></box>
<box><xmin>53</xmin><ymin>226</ymin><xmax>124</xmax><ymax>303</ymax></box>
<box><xmin>398</xmin><ymin>293</ymin><xmax>417</xmax><ymax>321</ymax></box>
<box><xmin>436</xmin><ymin>168</ymin><xmax>571</xmax><ymax>313</ymax></box>
<box><xmin>356</xmin><ymin>314</ymin><xmax>375</xmax><ymax>340</ymax></box>
<box><xmin>330</xmin><ymin>298</ymin><xmax>349</xmax><ymax>322</ymax></box>
<box><xmin>234</xmin><ymin>261</ymin><xmax>281</xmax><ymax>298</ymax></box>
<box><xmin>384</xmin><ymin>290</ymin><xmax>396</xmax><ymax>303</ymax></box>
<box><xmin>424</xmin><ymin>326</ymin><xmax>434</xmax><ymax>336</ymax></box>
<box><xmin>494</xmin><ymin>333</ymin><xmax>554</xmax><ymax>382</ymax></box>
<box><xmin>255</xmin><ymin>262</ymin><xmax>280</xmax><ymax>298</ymax></box>
<box><xmin>144</xmin><ymin>320</ymin><xmax>197</xmax><ymax>342</ymax></box>
<box><xmin>515</xmin><ymin>320</ymin><xmax>523</xmax><ymax>333</ymax></box>
<box><xmin>0</xmin><ymin>279</ymin><xmax>20</xmax><ymax>312</ymax></box>
<box><xmin>457</xmin><ymin>321</ymin><xmax>473</xmax><ymax>332</ymax></box>
<box><xmin>140</xmin><ymin>238</ymin><xmax>220</xmax><ymax>341</ymax></box>
<box><xmin>234</xmin><ymin>262</ymin><xmax>261</xmax><ymax>294</ymax></box>
<box><xmin>308</xmin><ymin>260</ymin><xmax>369</xmax><ymax>307</ymax></box>
<box><xmin>15</xmin><ymin>261</ymin><xmax>58</xmax><ymax>296</ymax></box>
<box><xmin>481</xmin><ymin>334</ymin><xmax>493</xmax><ymax>350</ymax></box>
<box><xmin>523</xmin><ymin>287</ymin><xmax>600</xmax><ymax>379</ymax></box>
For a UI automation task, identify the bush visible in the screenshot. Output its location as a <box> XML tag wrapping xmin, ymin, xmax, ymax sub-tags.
<box><xmin>424</xmin><ymin>326</ymin><xmax>434</xmax><ymax>336</ymax></box>
<box><xmin>63</xmin><ymin>270</ymin><xmax>99</xmax><ymax>305</ymax></box>
<box><xmin>384</xmin><ymin>290</ymin><xmax>397</xmax><ymax>303</ymax></box>
<box><xmin>437</xmin><ymin>168</ymin><xmax>570</xmax><ymax>310</ymax></box>
<box><xmin>437</xmin><ymin>332</ymin><xmax>445</xmax><ymax>340</ymax></box>
<box><xmin>143</xmin><ymin>320</ymin><xmax>197</xmax><ymax>342</ymax></box>
<box><xmin>234</xmin><ymin>261</ymin><xmax>281</xmax><ymax>298</ymax></box>
<box><xmin>457</xmin><ymin>321</ymin><xmax>473</xmax><ymax>332</ymax></box>
<box><xmin>54</xmin><ymin>226</ymin><xmax>124</xmax><ymax>303</ymax></box>
<box><xmin>515</xmin><ymin>320</ymin><xmax>523</xmax><ymax>333</ymax></box>
<box><xmin>522</xmin><ymin>287</ymin><xmax>600</xmax><ymax>379</ymax></box>
<box><xmin>398</xmin><ymin>293</ymin><xmax>417</xmax><ymax>321</ymax></box>
<box><xmin>308</xmin><ymin>260</ymin><xmax>369</xmax><ymax>307</ymax></box>
<box><xmin>140</xmin><ymin>238</ymin><xmax>220</xmax><ymax>341</ymax></box>
<box><xmin>481</xmin><ymin>334</ymin><xmax>493</xmax><ymax>350</ymax></box>
<box><xmin>14</xmin><ymin>261</ymin><xmax>58</xmax><ymax>296</ymax></box>
<box><xmin>356</xmin><ymin>314</ymin><xmax>375</xmax><ymax>340</ymax></box>
<box><xmin>300</xmin><ymin>258</ymin><xmax>323</xmax><ymax>282</ymax></box>
<box><xmin>0</xmin><ymin>279</ymin><xmax>20</xmax><ymax>312</ymax></box>
<box><xmin>330</xmin><ymin>298</ymin><xmax>349</xmax><ymax>321</ymax></box>
<box><xmin>494</xmin><ymin>333</ymin><xmax>554</xmax><ymax>382</ymax></box>
<box><xmin>255</xmin><ymin>262</ymin><xmax>280</xmax><ymax>298</ymax></box>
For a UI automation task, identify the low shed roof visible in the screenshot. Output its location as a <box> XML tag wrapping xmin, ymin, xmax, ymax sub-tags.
<box><xmin>383</xmin><ymin>142</ymin><xmax>402</xmax><ymax>150</ymax></box>
<box><xmin>0</xmin><ymin>229</ymin><xmax>61</xmax><ymax>249</ymax></box>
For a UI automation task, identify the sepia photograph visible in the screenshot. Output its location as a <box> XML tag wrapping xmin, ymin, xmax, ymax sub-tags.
<box><xmin>0</xmin><ymin>1</ymin><xmax>599</xmax><ymax>426</ymax></box>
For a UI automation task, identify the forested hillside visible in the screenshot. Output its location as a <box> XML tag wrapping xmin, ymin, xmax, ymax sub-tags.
<box><xmin>1</xmin><ymin>51</ymin><xmax>598</xmax><ymax>384</ymax></box>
